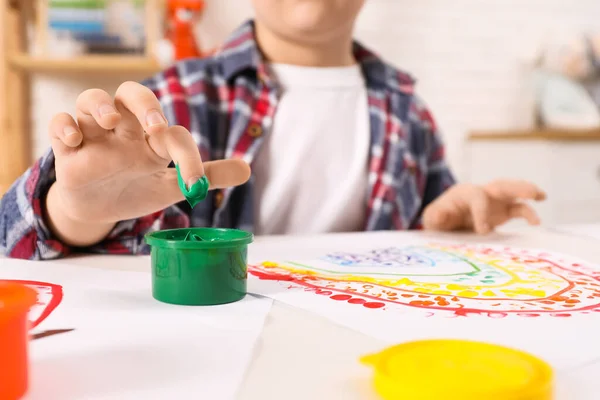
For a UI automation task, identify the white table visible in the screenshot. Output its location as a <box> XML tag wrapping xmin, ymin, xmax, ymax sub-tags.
<box><xmin>52</xmin><ymin>226</ymin><xmax>600</xmax><ymax>399</ymax></box>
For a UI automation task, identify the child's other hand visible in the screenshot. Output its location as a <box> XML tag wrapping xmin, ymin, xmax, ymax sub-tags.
<box><xmin>48</xmin><ymin>81</ymin><xmax>250</xmax><ymax>225</ymax></box>
<box><xmin>422</xmin><ymin>180</ymin><xmax>546</xmax><ymax>234</ymax></box>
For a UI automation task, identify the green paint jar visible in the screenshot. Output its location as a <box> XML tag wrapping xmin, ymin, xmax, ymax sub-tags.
<box><xmin>144</xmin><ymin>228</ymin><xmax>253</xmax><ymax>306</ymax></box>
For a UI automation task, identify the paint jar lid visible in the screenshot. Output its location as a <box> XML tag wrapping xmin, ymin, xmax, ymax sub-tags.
<box><xmin>145</xmin><ymin>228</ymin><xmax>253</xmax><ymax>250</ymax></box>
<box><xmin>361</xmin><ymin>339</ymin><xmax>553</xmax><ymax>400</ymax></box>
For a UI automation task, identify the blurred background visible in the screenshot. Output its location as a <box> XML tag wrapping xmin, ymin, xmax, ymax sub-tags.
<box><xmin>1</xmin><ymin>0</ymin><xmax>600</xmax><ymax>227</ymax></box>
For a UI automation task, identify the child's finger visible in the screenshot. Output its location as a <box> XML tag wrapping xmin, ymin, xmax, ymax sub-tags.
<box><xmin>75</xmin><ymin>89</ymin><xmax>121</xmax><ymax>137</ymax></box>
<box><xmin>203</xmin><ymin>158</ymin><xmax>251</xmax><ymax>189</ymax></box>
<box><xmin>48</xmin><ymin>113</ymin><xmax>83</xmax><ymax>155</ymax></box>
<box><xmin>148</xmin><ymin>125</ymin><xmax>204</xmax><ymax>188</ymax></box>
<box><xmin>468</xmin><ymin>188</ymin><xmax>492</xmax><ymax>234</ymax></box>
<box><xmin>509</xmin><ymin>203</ymin><xmax>541</xmax><ymax>225</ymax></box>
<box><xmin>422</xmin><ymin>203</ymin><xmax>453</xmax><ymax>230</ymax></box>
<box><xmin>114</xmin><ymin>81</ymin><xmax>168</xmax><ymax>137</ymax></box>
<box><xmin>485</xmin><ymin>180</ymin><xmax>546</xmax><ymax>201</ymax></box>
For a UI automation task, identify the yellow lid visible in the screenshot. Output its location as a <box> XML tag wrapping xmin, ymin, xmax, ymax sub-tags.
<box><xmin>361</xmin><ymin>339</ymin><xmax>553</xmax><ymax>400</ymax></box>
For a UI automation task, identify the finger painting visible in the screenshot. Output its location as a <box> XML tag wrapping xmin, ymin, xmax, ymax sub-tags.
<box><xmin>249</xmin><ymin>243</ymin><xmax>600</xmax><ymax>317</ymax></box>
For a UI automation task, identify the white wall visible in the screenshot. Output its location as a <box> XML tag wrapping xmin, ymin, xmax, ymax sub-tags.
<box><xmin>31</xmin><ymin>0</ymin><xmax>600</xmax><ymax>181</ymax></box>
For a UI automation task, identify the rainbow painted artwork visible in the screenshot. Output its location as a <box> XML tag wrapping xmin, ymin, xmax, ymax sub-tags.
<box><xmin>249</xmin><ymin>243</ymin><xmax>600</xmax><ymax>318</ymax></box>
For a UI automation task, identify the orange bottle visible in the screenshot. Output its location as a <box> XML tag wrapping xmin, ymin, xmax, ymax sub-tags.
<box><xmin>0</xmin><ymin>282</ymin><xmax>38</xmax><ymax>400</ymax></box>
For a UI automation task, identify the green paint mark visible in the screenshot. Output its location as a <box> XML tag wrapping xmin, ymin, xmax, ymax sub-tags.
<box><xmin>50</xmin><ymin>0</ymin><xmax>107</xmax><ymax>9</ymax></box>
<box><xmin>176</xmin><ymin>164</ymin><xmax>210</xmax><ymax>208</ymax></box>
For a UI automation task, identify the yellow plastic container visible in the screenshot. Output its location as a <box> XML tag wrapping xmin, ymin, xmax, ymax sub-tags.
<box><xmin>361</xmin><ymin>339</ymin><xmax>553</xmax><ymax>400</ymax></box>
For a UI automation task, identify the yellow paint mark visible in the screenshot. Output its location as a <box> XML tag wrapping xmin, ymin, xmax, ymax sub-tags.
<box><xmin>262</xmin><ymin>261</ymin><xmax>279</xmax><ymax>267</ymax></box>
<box><xmin>482</xmin><ymin>290</ymin><xmax>496</xmax><ymax>297</ymax></box>
<box><xmin>447</xmin><ymin>284</ymin><xmax>468</xmax><ymax>291</ymax></box>
<box><xmin>500</xmin><ymin>288</ymin><xmax>547</xmax><ymax>298</ymax></box>
<box><xmin>397</xmin><ymin>278</ymin><xmax>415</xmax><ymax>285</ymax></box>
<box><xmin>457</xmin><ymin>290</ymin><xmax>479</xmax><ymax>298</ymax></box>
<box><xmin>431</xmin><ymin>290</ymin><xmax>452</xmax><ymax>295</ymax></box>
<box><xmin>412</xmin><ymin>287</ymin><xmax>434</xmax><ymax>294</ymax></box>
<box><xmin>420</xmin><ymin>283</ymin><xmax>441</xmax><ymax>289</ymax></box>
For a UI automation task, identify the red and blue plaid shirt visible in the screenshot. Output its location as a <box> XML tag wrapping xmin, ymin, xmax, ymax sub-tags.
<box><xmin>0</xmin><ymin>21</ymin><xmax>455</xmax><ymax>260</ymax></box>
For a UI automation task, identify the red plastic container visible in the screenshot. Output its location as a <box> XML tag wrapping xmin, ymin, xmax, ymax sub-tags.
<box><xmin>0</xmin><ymin>282</ymin><xmax>37</xmax><ymax>400</ymax></box>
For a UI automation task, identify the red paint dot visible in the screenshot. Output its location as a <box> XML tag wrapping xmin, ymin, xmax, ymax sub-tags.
<box><xmin>330</xmin><ymin>294</ymin><xmax>352</xmax><ymax>301</ymax></box>
<box><xmin>418</xmin><ymin>295</ymin><xmax>429</xmax><ymax>298</ymax></box>
<box><xmin>348</xmin><ymin>298</ymin><xmax>366</xmax><ymax>305</ymax></box>
<box><xmin>363</xmin><ymin>302</ymin><xmax>385</xmax><ymax>309</ymax></box>
<box><xmin>517</xmin><ymin>313</ymin><xmax>541</xmax><ymax>317</ymax></box>
<box><xmin>551</xmin><ymin>313</ymin><xmax>572</xmax><ymax>317</ymax></box>
<box><xmin>315</xmin><ymin>290</ymin><xmax>333</xmax><ymax>296</ymax></box>
<box><xmin>401</xmin><ymin>294</ymin><xmax>414</xmax><ymax>298</ymax></box>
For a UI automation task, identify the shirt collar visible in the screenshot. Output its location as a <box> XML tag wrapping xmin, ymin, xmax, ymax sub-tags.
<box><xmin>216</xmin><ymin>19</ymin><xmax>415</xmax><ymax>95</ymax></box>
<box><xmin>352</xmin><ymin>41</ymin><xmax>416</xmax><ymax>95</ymax></box>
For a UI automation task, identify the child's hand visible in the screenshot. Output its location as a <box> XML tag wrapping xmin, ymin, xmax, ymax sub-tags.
<box><xmin>45</xmin><ymin>82</ymin><xmax>250</xmax><ymax>244</ymax></box>
<box><xmin>422</xmin><ymin>180</ymin><xmax>546</xmax><ymax>234</ymax></box>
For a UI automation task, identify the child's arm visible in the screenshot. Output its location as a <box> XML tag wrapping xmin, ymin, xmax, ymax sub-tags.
<box><xmin>408</xmin><ymin>96</ymin><xmax>456</xmax><ymax>229</ymax></box>
<box><xmin>409</xmin><ymin>96</ymin><xmax>545</xmax><ymax>234</ymax></box>
<box><xmin>45</xmin><ymin>183</ymin><xmax>116</xmax><ymax>247</ymax></box>
<box><xmin>415</xmin><ymin>98</ymin><xmax>456</xmax><ymax>212</ymax></box>
<box><xmin>0</xmin><ymin>69</ymin><xmax>249</xmax><ymax>260</ymax></box>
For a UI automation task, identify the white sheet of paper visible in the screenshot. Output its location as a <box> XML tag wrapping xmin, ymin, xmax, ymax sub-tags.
<box><xmin>247</xmin><ymin>232</ymin><xmax>600</xmax><ymax>373</ymax></box>
<box><xmin>552</xmin><ymin>223</ymin><xmax>600</xmax><ymax>241</ymax></box>
<box><xmin>0</xmin><ymin>258</ymin><xmax>273</xmax><ymax>400</ymax></box>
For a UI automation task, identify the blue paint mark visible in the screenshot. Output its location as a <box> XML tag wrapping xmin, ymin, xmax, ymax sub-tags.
<box><xmin>320</xmin><ymin>246</ymin><xmax>468</xmax><ymax>268</ymax></box>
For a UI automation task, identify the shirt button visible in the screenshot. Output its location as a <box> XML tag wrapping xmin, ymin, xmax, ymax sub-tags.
<box><xmin>248</xmin><ymin>123</ymin><xmax>263</xmax><ymax>138</ymax></box>
<box><xmin>215</xmin><ymin>190</ymin><xmax>224</xmax><ymax>208</ymax></box>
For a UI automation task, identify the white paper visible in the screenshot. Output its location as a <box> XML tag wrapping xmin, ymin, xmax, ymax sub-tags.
<box><xmin>552</xmin><ymin>223</ymin><xmax>600</xmax><ymax>241</ymax></box>
<box><xmin>0</xmin><ymin>258</ymin><xmax>273</xmax><ymax>400</ymax></box>
<box><xmin>247</xmin><ymin>232</ymin><xmax>600</xmax><ymax>372</ymax></box>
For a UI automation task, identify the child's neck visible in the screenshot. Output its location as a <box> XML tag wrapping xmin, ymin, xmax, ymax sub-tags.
<box><xmin>255</xmin><ymin>23</ymin><xmax>356</xmax><ymax>67</ymax></box>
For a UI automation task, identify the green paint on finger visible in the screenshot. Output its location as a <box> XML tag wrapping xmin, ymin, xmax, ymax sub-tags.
<box><xmin>176</xmin><ymin>164</ymin><xmax>210</xmax><ymax>208</ymax></box>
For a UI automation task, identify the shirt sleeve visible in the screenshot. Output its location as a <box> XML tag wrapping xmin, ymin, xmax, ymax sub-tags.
<box><xmin>409</xmin><ymin>96</ymin><xmax>456</xmax><ymax>229</ymax></box>
<box><xmin>0</xmin><ymin>67</ymin><xmax>192</xmax><ymax>260</ymax></box>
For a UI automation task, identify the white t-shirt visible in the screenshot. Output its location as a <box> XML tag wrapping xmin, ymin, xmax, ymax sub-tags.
<box><xmin>252</xmin><ymin>63</ymin><xmax>370</xmax><ymax>235</ymax></box>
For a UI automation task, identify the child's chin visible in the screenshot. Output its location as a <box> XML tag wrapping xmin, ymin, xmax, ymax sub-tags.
<box><xmin>285</xmin><ymin>3</ymin><xmax>339</xmax><ymax>32</ymax></box>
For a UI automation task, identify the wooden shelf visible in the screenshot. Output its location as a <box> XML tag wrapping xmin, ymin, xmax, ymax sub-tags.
<box><xmin>8</xmin><ymin>54</ymin><xmax>162</xmax><ymax>75</ymax></box>
<box><xmin>468</xmin><ymin>128</ymin><xmax>600</xmax><ymax>142</ymax></box>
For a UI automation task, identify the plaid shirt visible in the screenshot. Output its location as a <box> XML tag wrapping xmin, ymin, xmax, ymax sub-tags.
<box><xmin>0</xmin><ymin>21</ymin><xmax>455</xmax><ymax>260</ymax></box>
